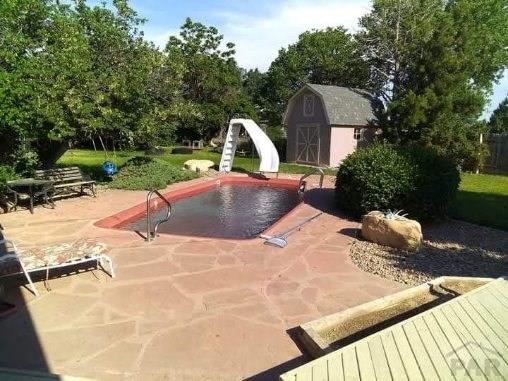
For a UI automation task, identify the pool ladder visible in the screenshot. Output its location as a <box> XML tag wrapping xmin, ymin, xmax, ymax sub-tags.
<box><xmin>146</xmin><ymin>190</ymin><xmax>172</xmax><ymax>242</ymax></box>
<box><xmin>298</xmin><ymin>167</ymin><xmax>325</xmax><ymax>197</ymax></box>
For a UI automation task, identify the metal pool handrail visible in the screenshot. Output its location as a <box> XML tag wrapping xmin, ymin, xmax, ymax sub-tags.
<box><xmin>298</xmin><ymin>167</ymin><xmax>324</xmax><ymax>196</ymax></box>
<box><xmin>146</xmin><ymin>189</ymin><xmax>172</xmax><ymax>242</ymax></box>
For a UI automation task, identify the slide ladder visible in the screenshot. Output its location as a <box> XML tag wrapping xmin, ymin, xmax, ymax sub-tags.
<box><xmin>219</xmin><ymin>119</ymin><xmax>280</xmax><ymax>173</ymax></box>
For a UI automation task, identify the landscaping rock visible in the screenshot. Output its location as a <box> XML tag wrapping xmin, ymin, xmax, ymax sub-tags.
<box><xmin>351</xmin><ymin>219</ymin><xmax>508</xmax><ymax>285</ymax></box>
<box><xmin>184</xmin><ymin>159</ymin><xmax>214</xmax><ymax>172</ymax></box>
<box><xmin>361</xmin><ymin>211</ymin><xmax>422</xmax><ymax>251</ymax></box>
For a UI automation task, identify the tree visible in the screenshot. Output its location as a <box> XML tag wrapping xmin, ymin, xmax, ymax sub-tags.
<box><xmin>0</xmin><ymin>0</ymin><xmax>91</xmax><ymax>171</ymax></box>
<box><xmin>489</xmin><ymin>96</ymin><xmax>508</xmax><ymax>133</ymax></box>
<box><xmin>242</xmin><ymin>68</ymin><xmax>268</xmax><ymax>117</ymax></box>
<box><xmin>0</xmin><ymin>0</ymin><xmax>172</xmax><ymax>169</ymax></box>
<box><xmin>357</xmin><ymin>0</ymin><xmax>508</xmax><ymax>168</ymax></box>
<box><xmin>165</xmin><ymin>18</ymin><xmax>255</xmax><ymax>140</ymax></box>
<box><xmin>263</xmin><ymin>27</ymin><xmax>369</xmax><ymax>125</ymax></box>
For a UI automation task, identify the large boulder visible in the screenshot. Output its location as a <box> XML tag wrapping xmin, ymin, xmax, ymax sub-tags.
<box><xmin>184</xmin><ymin>159</ymin><xmax>214</xmax><ymax>172</ymax></box>
<box><xmin>361</xmin><ymin>211</ymin><xmax>423</xmax><ymax>251</ymax></box>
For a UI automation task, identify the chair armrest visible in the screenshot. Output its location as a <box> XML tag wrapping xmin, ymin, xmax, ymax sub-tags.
<box><xmin>82</xmin><ymin>174</ymin><xmax>93</xmax><ymax>182</ymax></box>
<box><xmin>4</xmin><ymin>186</ymin><xmax>19</xmax><ymax>204</ymax></box>
<box><xmin>5</xmin><ymin>186</ymin><xmax>18</xmax><ymax>195</ymax></box>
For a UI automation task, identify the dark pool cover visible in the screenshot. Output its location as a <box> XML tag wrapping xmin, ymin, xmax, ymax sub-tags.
<box><xmin>124</xmin><ymin>184</ymin><xmax>300</xmax><ymax>239</ymax></box>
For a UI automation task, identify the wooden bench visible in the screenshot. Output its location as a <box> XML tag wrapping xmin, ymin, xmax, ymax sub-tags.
<box><xmin>34</xmin><ymin>167</ymin><xmax>96</xmax><ymax>198</ymax></box>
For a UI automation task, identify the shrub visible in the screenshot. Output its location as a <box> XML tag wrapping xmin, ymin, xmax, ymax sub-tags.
<box><xmin>144</xmin><ymin>147</ymin><xmax>167</xmax><ymax>156</ymax></box>
<box><xmin>0</xmin><ymin>165</ymin><xmax>19</xmax><ymax>192</ymax></box>
<box><xmin>171</xmin><ymin>146</ymin><xmax>193</xmax><ymax>154</ymax></box>
<box><xmin>335</xmin><ymin>145</ymin><xmax>414</xmax><ymax>218</ymax></box>
<box><xmin>109</xmin><ymin>157</ymin><xmax>198</xmax><ymax>190</ymax></box>
<box><xmin>402</xmin><ymin>145</ymin><xmax>460</xmax><ymax>219</ymax></box>
<box><xmin>335</xmin><ymin>144</ymin><xmax>459</xmax><ymax>220</ymax></box>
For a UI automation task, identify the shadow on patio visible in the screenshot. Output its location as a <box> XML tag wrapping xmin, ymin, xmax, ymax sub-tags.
<box><xmin>0</xmin><ymin>279</ymin><xmax>50</xmax><ymax>373</ymax></box>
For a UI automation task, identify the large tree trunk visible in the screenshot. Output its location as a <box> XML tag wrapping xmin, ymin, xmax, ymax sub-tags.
<box><xmin>37</xmin><ymin>140</ymin><xmax>70</xmax><ymax>168</ymax></box>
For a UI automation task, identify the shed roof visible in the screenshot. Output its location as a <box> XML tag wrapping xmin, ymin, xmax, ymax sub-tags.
<box><xmin>284</xmin><ymin>84</ymin><xmax>378</xmax><ymax>127</ymax></box>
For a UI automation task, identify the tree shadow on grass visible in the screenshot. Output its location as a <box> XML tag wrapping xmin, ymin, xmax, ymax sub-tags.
<box><xmin>450</xmin><ymin>190</ymin><xmax>508</xmax><ymax>231</ymax></box>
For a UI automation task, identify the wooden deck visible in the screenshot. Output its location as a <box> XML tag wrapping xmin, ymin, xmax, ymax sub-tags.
<box><xmin>281</xmin><ymin>278</ymin><xmax>508</xmax><ymax>381</ymax></box>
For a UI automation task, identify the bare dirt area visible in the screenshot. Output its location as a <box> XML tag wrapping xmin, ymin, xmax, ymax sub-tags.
<box><xmin>350</xmin><ymin>219</ymin><xmax>508</xmax><ymax>285</ymax></box>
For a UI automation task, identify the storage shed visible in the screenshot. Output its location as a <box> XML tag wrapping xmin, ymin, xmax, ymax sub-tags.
<box><xmin>284</xmin><ymin>84</ymin><xmax>378</xmax><ymax>167</ymax></box>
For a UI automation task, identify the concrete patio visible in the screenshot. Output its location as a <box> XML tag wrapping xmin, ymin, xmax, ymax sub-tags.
<box><xmin>0</xmin><ymin>174</ymin><xmax>403</xmax><ymax>380</ymax></box>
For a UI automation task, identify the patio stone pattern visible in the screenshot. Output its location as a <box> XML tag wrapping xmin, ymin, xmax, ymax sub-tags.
<box><xmin>0</xmin><ymin>174</ymin><xmax>403</xmax><ymax>380</ymax></box>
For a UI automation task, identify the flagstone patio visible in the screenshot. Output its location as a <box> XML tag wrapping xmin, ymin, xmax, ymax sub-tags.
<box><xmin>0</xmin><ymin>174</ymin><xmax>403</xmax><ymax>380</ymax></box>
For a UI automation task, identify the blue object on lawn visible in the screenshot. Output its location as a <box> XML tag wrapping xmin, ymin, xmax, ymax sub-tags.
<box><xmin>102</xmin><ymin>160</ymin><xmax>118</xmax><ymax>176</ymax></box>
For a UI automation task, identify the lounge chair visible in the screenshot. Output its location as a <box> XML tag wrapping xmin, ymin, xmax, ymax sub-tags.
<box><xmin>0</xmin><ymin>229</ymin><xmax>114</xmax><ymax>296</ymax></box>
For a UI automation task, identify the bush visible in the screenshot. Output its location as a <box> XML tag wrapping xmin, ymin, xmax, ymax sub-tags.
<box><xmin>171</xmin><ymin>146</ymin><xmax>193</xmax><ymax>154</ymax></box>
<box><xmin>0</xmin><ymin>165</ymin><xmax>19</xmax><ymax>192</ymax></box>
<box><xmin>335</xmin><ymin>144</ymin><xmax>459</xmax><ymax>220</ymax></box>
<box><xmin>403</xmin><ymin>145</ymin><xmax>460</xmax><ymax>219</ymax></box>
<box><xmin>144</xmin><ymin>147</ymin><xmax>167</xmax><ymax>156</ymax></box>
<box><xmin>109</xmin><ymin>157</ymin><xmax>198</xmax><ymax>190</ymax></box>
<box><xmin>335</xmin><ymin>145</ymin><xmax>414</xmax><ymax>217</ymax></box>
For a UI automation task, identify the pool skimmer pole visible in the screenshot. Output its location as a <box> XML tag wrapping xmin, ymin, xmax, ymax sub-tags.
<box><xmin>260</xmin><ymin>212</ymin><xmax>323</xmax><ymax>248</ymax></box>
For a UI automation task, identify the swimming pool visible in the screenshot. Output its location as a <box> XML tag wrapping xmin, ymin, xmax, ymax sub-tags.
<box><xmin>95</xmin><ymin>176</ymin><xmax>302</xmax><ymax>239</ymax></box>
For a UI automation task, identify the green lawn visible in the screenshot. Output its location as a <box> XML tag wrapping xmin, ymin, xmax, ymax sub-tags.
<box><xmin>59</xmin><ymin>150</ymin><xmax>507</xmax><ymax>230</ymax></box>
<box><xmin>57</xmin><ymin>148</ymin><xmax>336</xmax><ymax>181</ymax></box>
<box><xmin>450</xmin><ymin>173</ymin><xmax>508</xmax><ymax>230</ymax></box>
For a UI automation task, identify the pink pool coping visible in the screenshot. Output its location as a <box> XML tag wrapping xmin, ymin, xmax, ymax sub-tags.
<box><xmin>94</xmin><ymin>175</ymin><xmax>305</xmax><ymax>240</ymax></box>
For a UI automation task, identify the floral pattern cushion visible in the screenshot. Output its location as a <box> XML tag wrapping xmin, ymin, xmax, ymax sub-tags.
<box><xmin>0</xmin><ymin>239</ymin><xmax>107</xmax><ymax>274</ymax></box>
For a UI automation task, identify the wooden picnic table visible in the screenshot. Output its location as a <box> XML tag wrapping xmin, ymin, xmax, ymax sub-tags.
<box><xmin>6</xmin><ymin>178</ymin><xmax>55</xmax><ymax>214</ymax></box>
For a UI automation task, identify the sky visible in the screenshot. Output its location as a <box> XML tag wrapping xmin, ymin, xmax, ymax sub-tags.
<box><xmin>109</xmin><ymin>0</ymin><xmax>507</xmax><ymax>117</ymax></box>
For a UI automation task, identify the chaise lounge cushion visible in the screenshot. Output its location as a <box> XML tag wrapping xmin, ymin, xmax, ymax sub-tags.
<box><xmin>0</xmin><ymin>239</ymin><xmax>107</xmax><ymax>274</ymax></box>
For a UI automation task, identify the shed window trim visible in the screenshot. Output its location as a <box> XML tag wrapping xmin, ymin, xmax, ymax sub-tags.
<box><xmin>303</xmin><ymin>95</ymin><xmax>315</xmax><ymax>117</ymax></box>
<box><xmin>353</xmin><ymin>128</ymin><xmax>364</xmax><ymax>140</ymax></box>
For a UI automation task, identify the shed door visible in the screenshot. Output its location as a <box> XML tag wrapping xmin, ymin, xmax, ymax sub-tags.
<box><xmin>296</xmin><ymin>125</ymin><xmax>320</xmax><ymax>165</ymax></box>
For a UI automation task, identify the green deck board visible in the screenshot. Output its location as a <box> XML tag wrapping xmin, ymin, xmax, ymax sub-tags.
<box><xmin>354</xmin><ymin>341</ymin><xmax>376</xmax><ymax>380</ymax></box>
<box><xmin>440</xmin><ymin>303</ymin><xmax>490</xmax><ymax>380</ymax></box>
<box><xmin>367</xmin><ymin>335</ymin><xmax>392</xmax><ymax>380</ymax></box>
<box><xmin>379</xmin><ymin>330</ymin><xmax>408</xmax><ymax>381</ymax></box>
<box><xmin>456</xmin><ymin>298</ymin><xmax>508</xmax><ymax>367</ymax></box>
<box><xmin>412</xmin><ymin>316</ymin><xmax>455</xmax><ymax>380</ymax></box>
<box><xmin>342</xmin><ymin>347</ymin><xmax>361</xmax><ymax>381</ymax></box>
<box><xmin>400</xmin><ymin>321</ymin><xmax>440</xmax><ymax>380</ymax></box>
<box><xmin>452</xmin><ymin>300</ymin><xmax>508</xmax><ymax>378</ymax></box>
<box><xmin>389</xmin><ymin>325</ymin><xmax>424</xmax><ymax>381</ymax></box>
<box><xmin>280</xmin><ymin>279</ymin><xmax>508</xmax><ymax>381</ymax></box>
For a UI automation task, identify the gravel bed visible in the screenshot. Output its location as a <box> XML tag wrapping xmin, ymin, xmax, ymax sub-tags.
<box><xmin>350</xmin><ymin>219</ymin><xmax>508</xmax><ymax>286</ymax></box>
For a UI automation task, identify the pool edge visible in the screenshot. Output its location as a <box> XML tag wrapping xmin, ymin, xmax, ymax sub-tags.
<box><xmin>94</xmin><ymin>175</ymin><xmax>304</xmax><ymax>241</ymax></box>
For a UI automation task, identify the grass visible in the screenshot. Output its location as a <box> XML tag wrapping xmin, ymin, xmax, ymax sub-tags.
<box><xmin>58</xmin><ymin>150</ymin><xmax>507</xmax><ymax>230</ymax></box>
<box><xmin>57</xmin><ymin>148</ymin><xmax>336</xmax><ymax>182</ymax></box>
<box><xmin>450</xmin><ymin>173</ymin><xmax>508</xmax><ymax>231</ymax></box>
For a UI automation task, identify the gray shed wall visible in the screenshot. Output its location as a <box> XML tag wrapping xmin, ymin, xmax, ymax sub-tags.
<box><xmin>285</xmin><ymin>89</ymin><xmax>331</xmax><ymax>165</ymax></box>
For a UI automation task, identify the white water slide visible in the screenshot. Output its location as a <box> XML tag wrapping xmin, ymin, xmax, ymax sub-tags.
<box><xmin>219</xmin><ymin>118</ymin><xmax>280</xmax><ymax>173</ymax></box>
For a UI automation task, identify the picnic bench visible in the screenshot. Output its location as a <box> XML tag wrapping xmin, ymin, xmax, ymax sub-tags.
<box><xmin>35</xmin><ymin>167</ymin><xmax>96</xmax><ymax>198</ymax></box>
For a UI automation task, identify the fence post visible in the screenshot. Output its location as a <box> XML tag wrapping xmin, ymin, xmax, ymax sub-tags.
<box><xmin>477</xmin><ymin>133</ymin><xmax>483</xmax><ymax>174</ymax></box>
